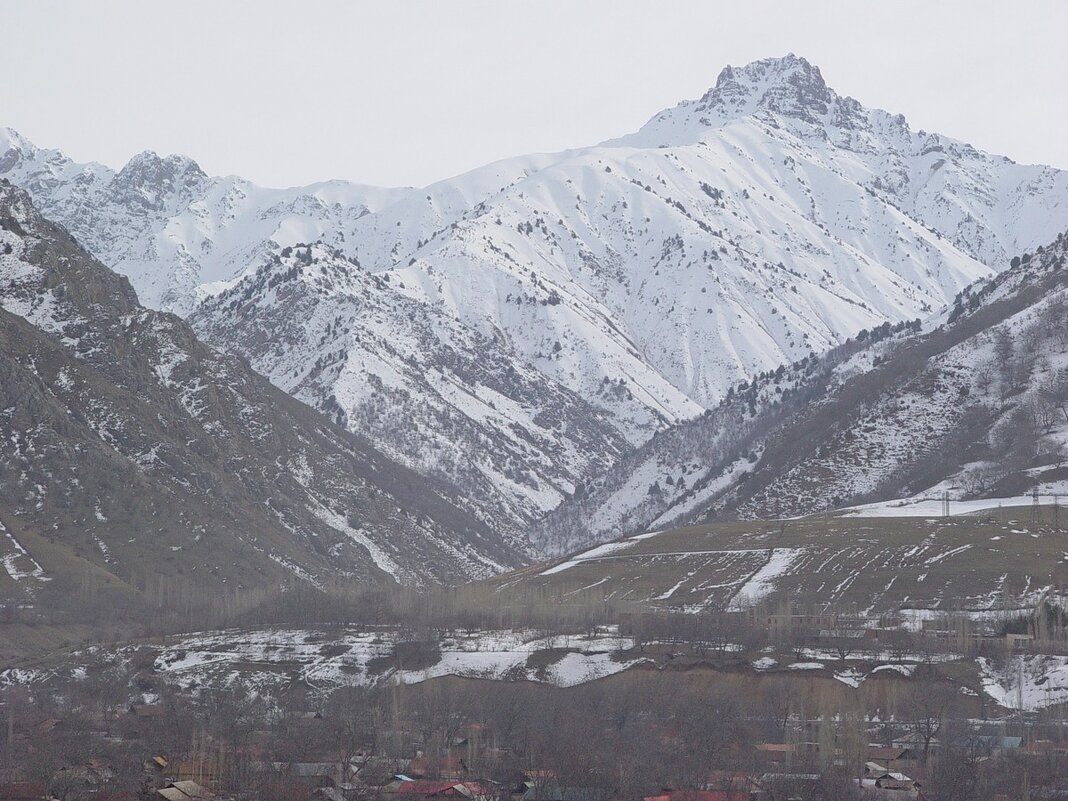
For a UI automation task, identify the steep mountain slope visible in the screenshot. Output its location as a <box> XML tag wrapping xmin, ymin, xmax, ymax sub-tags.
<box><xmin>0</xmin><ymin>181</ymin><xmax>527</xmax><ymax>626</ymax></box>
<box><xmin>189</xmin><ymin>243</ymin><xmax>629</xmax><ymax>529</ymax></box>
<box><xmin>721</xmin><ymin>236</ymin><xmax>1068</xmax><ymax>520</ymax></box>
<box><xmin>4</xmin><ymin>55</ymin><xmax>1066</xmax><ymax>533</ymax></box>
<box><xmin>534</xmin><ymin>234</ymin><xmax>1068</xmax><ymax>554</ymax></box>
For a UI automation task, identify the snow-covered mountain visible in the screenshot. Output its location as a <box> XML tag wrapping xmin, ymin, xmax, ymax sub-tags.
<box><xmin>534</xmin><ymin>233</ymin><xmax>1068</xmax><ymax>554</ymax></box>
<box><xmin>189</xmin><ymin>243</ymin><xmax>629</xmax><ymax>528</ymax></box>
<box><xmin>0</xmin><ymin>181</ymin><xmax>527</xmax><ymax>612</ymax></box>
<box><xmin>4</xmin><ymin>54</ymin><xmax>1066</xmax><ymax>534</ymax></box>
<box><xmin>0</xmin><ymin>128</ymin><xmax>409</xmax><ymax>316</ymax></box>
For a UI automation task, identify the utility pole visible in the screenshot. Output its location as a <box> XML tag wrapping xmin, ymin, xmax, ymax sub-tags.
<box><xmin>2</xmin><ymin>701</ymin><xmax>11</xmax><ymax>750</ymax></box>
<box><xmin>1018</xmin><ymin>653</ymin><xmax>1025</xmax><ymax>717</ymax></box>
<box><xmin>1031</xmin><ymin>488</ymin><xmax>1042</xmax><ymax>527</ymax></box>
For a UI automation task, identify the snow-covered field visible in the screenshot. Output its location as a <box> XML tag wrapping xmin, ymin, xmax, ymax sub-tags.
<box><xmin>8</xmin><ymin>622</ymin><xmax>1068</xmax><ymax>716</ymax></box>
<box><xmin>839</xmin><ymin>491</ymin><xmax>1068</xmax><ymax>519</ymax></box>
<box><xmin>2</xmin><ymin>627</ymin><xmax>645</xmax><ymax>696</ymax></box>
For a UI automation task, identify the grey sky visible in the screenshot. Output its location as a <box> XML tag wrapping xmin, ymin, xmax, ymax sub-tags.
<box><xmin>3</xmin><ymin>0</ymin><xmax>1065</xmax><ymax>188</ymax></box>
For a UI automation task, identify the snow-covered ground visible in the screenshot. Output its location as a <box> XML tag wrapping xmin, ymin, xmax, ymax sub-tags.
<box><xmin>839</xmin><ymin>492</ymin><xmax>1068</xmax><ymax>519</ymax></box>
<box><xmin>899</xmin><ymin>607</ymin><xmax>1043</xmax><ymax>634</ymax></box>
<box><xmin>727</xmin><ymin>548</ymin><xmax>800</xmax><ymax>609</ymax></box>
<box><xmin>2</xmin><ymin>627</ymin><xmax>645</xmax><ymax>696</ymax></box>
<box><xmin>8</xmin><ymin>622</ymin><xmax>1067</xmax><ymax>716</ymax></box>
<box><xmin>538</xmin><ymin>530</ymin><xmax>667</xmax><ymax>575</ymax></box>
<box><xmin>978</xmin><ymin>655</ymin><xmax>1068</xmax><ymax>711</ymax></box>
<box><xmin>0</xmin><ymin>520</ymin><xmax>49</xmax><ymax>582</ymax></box>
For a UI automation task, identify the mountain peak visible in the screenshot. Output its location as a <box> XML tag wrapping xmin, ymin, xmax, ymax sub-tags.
<box><xmin>716</xmin><ymin>52</ymin><xmax>822</xmax><ymax>82</ymax></box>
<box><xmin>119</xmin><ymin>149</ymin><xmax>205</xmax><ymax>178</ymax></box>
<box><xmin>697</xmin><ymin>53</ymin><xmax>835</xmax><ymax>123</ymax></box>
<box><xmin>0</xmin><ymin>128</ymin><xmax>39</xmax><ymax>174</ymax></box>
<box><xmin>110</xmin><ymin>149</ymin><xmax>206</xmax><ymax>210</ymax></box>
<box><xmin>0</xmin><ymin>126</ymin><xmax>36</xmax><ymax>155</ymax></box>
<box><xmin>617</xmin><ymin>54</ymin><xmax>863</xmax><ymax>148</ymax></box>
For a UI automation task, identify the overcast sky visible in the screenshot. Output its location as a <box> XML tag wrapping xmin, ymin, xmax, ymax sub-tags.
<box><xmin>3</xmin><ymin>1</ymin><xmax>1065</xmax><ymax>188</ymax></box>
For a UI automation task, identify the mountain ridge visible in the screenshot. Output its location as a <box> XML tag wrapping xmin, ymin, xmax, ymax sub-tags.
<box><xmin>3</xmin><ymin>55</ymin><xmax>1066</xmax><ymax>535</ymax></box>
<box><xmin>533</xmin><ymin>231</ymin><xmax>1068</xmax><ymax>554</ymax></box>
<box><xmin>0</xmin><ymin>180</ymin><xmax>528</xmax><ymax>623</ymax></box>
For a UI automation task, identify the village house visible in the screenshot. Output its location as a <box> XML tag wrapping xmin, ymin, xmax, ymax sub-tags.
<box><xmin>129</xmin><ymin>704</ymin><xmax>165</xmax><ymax>720</ymax></box>
<box><xmin>865</xmin><ymin>746</ymin><xmax>920</xmax><ymax>772</ymax></box>
<box><xmin>157</xmin><ymin>780</ymin><xmax>214</xmax><ymax>801</ymax></box>
<box><xmin>172</xmin><ymin>755</ymin><xmax>226</xmax><ymax>787</ymax></box>
<box><xmin>752</xmin><ymin>743</ymin><xmax>795</xmax><ymax>765</ymax></box>
<box><xmin>891</xmin><ymin>734</ymin><xmax>937</xmax><ymax>753</ymax></box>
<box><xmin>1023</xmin><ymin>739</ymin><xmax>1068</xmax><ymax>757</ymax></box>
<box><xmin>390</xmin><ymin>779</ymin><xmax>499</xmax><ymax>801</ymax></box>
<box><xmin>873</xmin><ymin>771</ymin><xmax>920</xmax><ymax>791</ymax></box>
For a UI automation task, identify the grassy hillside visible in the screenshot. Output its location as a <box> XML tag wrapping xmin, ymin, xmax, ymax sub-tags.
<box><xmin>499</xmin><ymin>504</ymin><xmax>1068</xmax><ymax>615</ymax></box>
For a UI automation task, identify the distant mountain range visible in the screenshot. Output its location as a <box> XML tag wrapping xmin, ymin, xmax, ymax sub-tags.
<box><xmin>2</xmin><ymin>54</ymin><xmax>1066</xmax><ymax>553</ymax></box>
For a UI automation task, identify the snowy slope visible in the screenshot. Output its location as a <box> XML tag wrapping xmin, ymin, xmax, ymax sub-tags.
<box><xmin>536</xmin><ymin>233</ymin><xmax>1068</xmax><ymax>553</ymax></box>
<box><xmin>618</xmin><ymin>54</ymin><xmax>1067</xmax><ymax>270</ymax></box>
<box><xmin>3</xmin><ymin>55</ymin><xmax>1066</xmax><ymax>535</ymax></box>
<box><xmin>189</xmin><ymin>243</ymin><xmax>629</xmax><ymax>530</ymax></box>
<box><xmin>0</xmin><ymin>127</ymin><xmax>412</xmax><ymax>315</ymax></box>
<box><xmin>723</xmin><ymin>236</ymin><xmax>1068</xmax><ymax>521</ymax></box>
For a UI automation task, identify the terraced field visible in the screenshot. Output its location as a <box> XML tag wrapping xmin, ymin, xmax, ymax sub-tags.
<box><xmin>497</xmin><ymin>504</ymin><xmax>1068</xmax><ymax>614</ymax></box>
